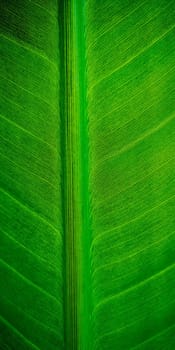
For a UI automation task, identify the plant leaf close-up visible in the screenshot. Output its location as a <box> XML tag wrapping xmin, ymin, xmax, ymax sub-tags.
<box><xmin>0</xmin><ymin>0</ymin><xmax>175</xmax><ymax>349</ymax></box>
<box><xmin>85</xmin><ymin>0</ymin><xmax>175</xmax><ymax>349</ymax></box>
<box><xmin>0</xmin><ymin>1</ymin><xmax>64</xmax><ymax>349</ymax></box>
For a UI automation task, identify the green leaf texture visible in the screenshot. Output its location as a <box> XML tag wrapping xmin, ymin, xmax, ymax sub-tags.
<box><xmin>0</xmin><ymin>1</ymin><xmax>64</xmax><ymax>349</ymax></box>
<box><xmin>85</xmin><ymin>0</ymin><xmax>175</xmax><ymax>349</ymax></box>
<box><xmin>1</xmin><ymin>1</ymin><xmax>175</xmax><ymax>349</ymax></box>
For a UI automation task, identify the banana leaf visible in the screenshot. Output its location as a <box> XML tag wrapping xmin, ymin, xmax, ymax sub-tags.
<box><xmin>0</xmin><ymin>1</ymin><xmax>64</xmax><ymax>349</ymax></box>
<box><xmin>0</xmin><ymin>0</ymin><xmax>175</xmax><ymax>349</ymax></box>
<box><xmin>85</xmin><ymin>0</ymin><xmax>175</xmax><ymax>349</ymax></box>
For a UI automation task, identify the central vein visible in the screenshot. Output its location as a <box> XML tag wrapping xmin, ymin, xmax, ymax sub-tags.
<box><xmin>60</xmin><ymin>0</ymin><xmax>92</xmax><ymax>349</ymax></box>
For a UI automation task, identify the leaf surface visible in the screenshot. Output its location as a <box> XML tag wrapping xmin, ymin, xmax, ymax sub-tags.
<box><xmin>85</xmin><ymin>0</ymin><xmax>175</xmax><ymax>348</ymax></box>
<box><xmin>0</xmin><ymin>1</ymin><xmax>64</xmax><ymax>349</ymax></box>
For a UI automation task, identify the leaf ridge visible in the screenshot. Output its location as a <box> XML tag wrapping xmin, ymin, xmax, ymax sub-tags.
<box><xmin>1</xmin><ymin>295</ymin><xmax>62</xmax><ymax>336</ymax></box>
<box><xmin>92</xmin><ymin>299</ymin><xmax>175</xmax><ymax>350</ymax></box>
<box><xmin>0</xmin><ymin>152</ymin><xmax>57</xmax><ymax>190</ymax></box>
<box><xmin>0</xmin><ymin>33</ymin><xmax>57</xmax><ymax>69</ymax></box>
<box><xmin>91</xmin><ymin>194</ymin><xmax>175</xmax><ymax>248</ymax></box>
<box><xmin>90</xmin><ymin>24</ymin><xmax>175</xmax><ymax>91</ymax></box>
<box><xmin>0</xmin><ymin>315</ymin><xmax>41</xmax><ymax>350</ymax></box>
<box><xmin>91</xmin><ymin>65</ymin><xmax>175</xmax><ymax>126</ymax></box>
<box><xmin>0</xmin><ymin>228</ymin><xmax>56</xmax><ymax>269</ymax></box>
<box><xmin>87</xmin><ymin>1</ymin><xmax>145</xmax><ymax>52</ymax></box>
<box><xmin>93</xmin><ymin>262</ymin><xmax>175</xmax><ymax>313</ymax></box>
<box><xmin>0</xmin><ymin>75</ymin><xmax>56</xmax><ymax>111</ymax></box>
<box><xmin>95</xmin><ymin>156</ymin><xmax>175</xmax><ymax>207</ymax></box>
<box><xmin>0</xmin><ymin>187</ymin><xmax>62</xmax><ymax>238</ymax></box>
<box><xmin>0</xmin><ymin>113</ymin><xmax>56</xmax><ymax>151</ymax></box>
<box><xmin>92</xmin><ymin>229</ymin><xmax>175</xmax><ymax>278</ymax></box>
<box><xmin>95</xmin><ymin>112</ymin><xmax>175</xmax><ymax>167</ymax></box>
<box><xmin>130</xmin><ymin>322</ymin><xmax>175</xmax><ymax>349</ymax></box>
<box><xmin>29</xmin><ymin>0</ymin><xmax>56</xmax><ymax>19</ymax></box>
<box><xmin>0</xmin><ymin>258</ymin><xmax>62</xmax><ymax>306</ymax></box>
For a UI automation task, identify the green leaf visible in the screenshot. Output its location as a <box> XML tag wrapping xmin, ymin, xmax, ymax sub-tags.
<box><xmin>0</xmin><ymin>1</ymin><xmax>64</xmax><ymax>349</ymax></box>
<box><xmin>1</xmin><ymin>0</ymin><xmax>175</xmax><ymax>349</ymax></box>
<box><xmin>85</xmin><ymin>0</ymin><xmax>175</xmax><ymax>348</ymax></box>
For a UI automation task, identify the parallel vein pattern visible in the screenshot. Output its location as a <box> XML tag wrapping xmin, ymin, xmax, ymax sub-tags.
<box><xmin>0</xmin><ymin>1</ymin><xmax>64</xmax><ymax>349</ymax></box>
<box><xmin>85</xmin><ymin>0</ymin><xmax>175</xmax><ymax>349</ymax></box>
